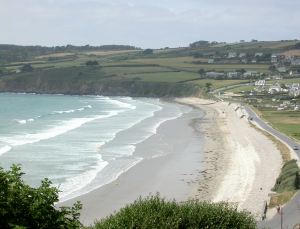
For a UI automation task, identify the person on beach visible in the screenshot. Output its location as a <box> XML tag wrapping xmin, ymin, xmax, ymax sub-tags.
<box><xmin>276</xmin><ymin>206</ymin><xmax>280</xmax><ymax>214</ymax></box>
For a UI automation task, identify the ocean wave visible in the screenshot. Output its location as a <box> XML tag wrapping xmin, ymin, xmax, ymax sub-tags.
<box><xmin>52</xmin><ymin>105</ymin><xmax>92</xmax><ymax>115</ymax></box>
<box><xmin>16</xmin><ymin>118</ymin><xmax>35</xmax><ymax>124</ymax></box>
<box><xmin>2</xmin><ymin>111</ymin><xmax>120</xmax><ymax>147</ymax></box>
<box><xmin>59</xmin><ymin>156</ymin><xmax>143</xmax><ymax>202</ymax></box>
<box><xmin>107</xmin><ymin>98</ymin><xmax>137</xmax><ymax>110</ymax></box>
<box><xmin>0</xmin><ymin>145</ymin><xmax>12</xmax><ymax>156</ymax></box>
<box><xmin>148</xmin><ymin>113</ymin><xmax>183</xmax><ymax>134</ymax></box>
<box><xmin>59</xmin><ymin>154</ymin><xmax>109</xmax><ymax>201</ymax></box>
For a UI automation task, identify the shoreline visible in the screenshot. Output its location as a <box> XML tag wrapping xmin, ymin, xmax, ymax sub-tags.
<box><xmin>60</xmin><ymin>103</ymin><xmax>206</xmax><ymax>226</ymax></box>
<box><xmin>177</xmin><ymin>97</ymin><xmax>283</xmax><ymax>219</ymax></box>
<box><xmin>59</xmin><ymin>96</ymin><xmax>287</xmax><ymax>225</ymax></box>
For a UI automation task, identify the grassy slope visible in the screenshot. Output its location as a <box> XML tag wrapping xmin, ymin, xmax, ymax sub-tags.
<box><xmin>259</xmin><ymin>109</ymin><xmax>300</xmax><ymax>141</ymax></box>
<box><xmin>0</xmin><ymin>40</ymin><xmax>298</xmax><ymax>96</ymax></box>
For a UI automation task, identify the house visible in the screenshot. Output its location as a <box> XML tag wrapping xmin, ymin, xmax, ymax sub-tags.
<box><xmin>255</xmin><ymin>80</ymin><xmax>266</xmax><ymax>92</ymax></box>
<box><xmin>243</xmin><ymin>71</ymin><xmax>259</xmax><ymax>78</ymax></box>
<box><xmin>208</xmin><ymin>59</ymin><xmax>214</xmax><ymax>64</ymax></box>
<box><xmin>291</xmin><ymin>59</ymin><xmax>300</xmax><ymax>66</ymax></box>
<box><xmin>228</xmin><ymin>52</ymin><xmax>237</xmax><ymax>58</ymax></box>
<box><xmin>241</xmin><ymin>59</ymin><xmax>248</xmax><ymax>64</ymax></box>
<box><xmin>251</xmin><ymin>59</ymin><xmax>257</xmax><ymax>63</ymax></box>
<box><xmin>277</xmin><ymin>67</ymin><xmax>287</xmax><ymax>73</ymax></box>
<box><xmin>271</xmin><ymin>54</ymin><xmax>278</xmax><ymax>63</ymax></box>
<box><xmin>239</xmin><ymin>53</ymin><xmax>246</xmax><ymax>58</ymax></box>
<box><xmin>289</xmin><ymin>83</ymin><xmax>300</xmax><ymax>97</ymax></box>
<box><xmin>271</xmin><ymin>75</ymin><xmax>283</xmax><ymax>80</ymax></box>
<box><xmin>227</xmin><ymin>72</ymin><xmax>240</xmax><ymax>78</ymax></box>
<box><xmin>268</xmin><ymin>83</ymin><xmax>282</xmax><ymax>94</ymax></box>
<box><xmin>255</xmin><ymin>80</ymin><xmax>266</xmax><ymax>86</ymax></box>
<box><xmin>205</xmin><ymin>72</ymin><xmax>225</xmax><ymax>79</ymax></box>
<box><xmin>255</xmin><ymin>52</ymin><xmax>263</xmax><ymax>57</ymax></box>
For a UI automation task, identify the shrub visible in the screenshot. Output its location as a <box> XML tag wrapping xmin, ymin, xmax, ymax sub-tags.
<box><xmin>273</xmin><ymin>159</ymin><xmax>300</xmax><ymax>193</ymax></box>
<box><xmin>92</xmin><ymin>195</ymin><xmax>256</xmax><ymax>229</ymax></box>
<box><xmin>0</xmin><ymin>165</ymin><xmax>82</xmax><ymax>229</ymax></box>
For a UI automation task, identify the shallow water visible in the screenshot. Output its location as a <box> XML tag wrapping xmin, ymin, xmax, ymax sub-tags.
<box><xmin>0</xmin><ymin>93</ymin><xmax>190</xmax><ymax>201</ymax></box>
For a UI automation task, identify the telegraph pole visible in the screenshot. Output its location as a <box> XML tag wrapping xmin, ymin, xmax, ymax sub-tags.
<box><xmin>280</xmin><ymin>207</ymin><xmax>283</xmax><ymax>229</ymax></box>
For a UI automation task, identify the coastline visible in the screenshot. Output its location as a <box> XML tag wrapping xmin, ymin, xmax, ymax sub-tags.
<box><xmin>177</xmin><ymin>97</ymin><xmax>283</xmax><ymax>219</ymax></box>
<box><xmin>60</xmin><ymin>96</ymin><xmax>287</xmax><ymax>225</ymax></box>
<box><xmin>60</xmin><ymin>103</ymin><xmax>206</xmax><ymax>226</ymax></box>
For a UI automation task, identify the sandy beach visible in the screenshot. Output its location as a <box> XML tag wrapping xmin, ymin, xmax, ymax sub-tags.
<box><xmin>61</xmin><ymin>97</ymin><xmax>284</xmax><ymax>225</ymax></box>
<box><xmin>177</xmin><ymin>97</ymin><xmax>283</xmax><ymax>218</ymax></box>
<box><xmin>61</xmin><ymin>105</ymin><xmax>206</xmax><ymax>226</ymax></box>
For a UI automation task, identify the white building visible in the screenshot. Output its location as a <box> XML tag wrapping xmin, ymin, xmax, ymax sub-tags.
<box><xmin>268</xmin><ymin>83</ymin><xmax>282</xmax><ymax>94</ymax></box>
<box><xmin>208</xmin><ymin>59</ymin><xmax>214</xmax><ymax>64</ymax></box>
<box><xmin>255</xmin><ymin>52</ymin><xmax>263</xmax><ymax>57</ymax></box>
<box><xmin>271</xmin><ymin>54</ymin><xmax>278</xmax><ymax>63</ymax></box>
<box><xmin>228</xmin><ymin>52</ymin><xmax>237</xmax><ymax>58</ymax></box>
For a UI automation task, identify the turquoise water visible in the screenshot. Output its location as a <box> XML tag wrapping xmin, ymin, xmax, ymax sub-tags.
<box><xmin>0</xmin><ymin>93</ymin><xmax>190</xmax><ymax>201</ymax></box>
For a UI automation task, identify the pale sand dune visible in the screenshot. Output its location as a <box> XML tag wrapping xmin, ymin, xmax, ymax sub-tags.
<box><xmin>177</xmin><ymin>97</ymin><xmax>283</xmax><ymax>218</ymax></box>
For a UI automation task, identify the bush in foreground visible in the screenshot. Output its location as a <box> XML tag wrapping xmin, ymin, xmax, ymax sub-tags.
<box><xmin>0</xmin><ymin>165</ymin><xmax>82</xmax><ymax>229</ymax></box>
<box><xmin>92</xmin><ymin>195</ymin><xmax>256</xmax><ymax>229</ymax></box>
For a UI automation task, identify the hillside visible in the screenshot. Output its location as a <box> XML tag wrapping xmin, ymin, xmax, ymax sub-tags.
<box><xmin>0</xmin><ymin>40</ymin><xmax>299</xmax><ymax>97</ymax></box>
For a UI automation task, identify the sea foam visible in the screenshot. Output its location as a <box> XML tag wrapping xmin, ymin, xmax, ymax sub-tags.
<box><xmin>0</xmin><ymin>145</ymin><xmax>12</xmax><ymax>156</ymax></box>
<box><xmin>2</xmin><ymin>111</ymin><xmax>121</xmax><ymax>147</ymax></box>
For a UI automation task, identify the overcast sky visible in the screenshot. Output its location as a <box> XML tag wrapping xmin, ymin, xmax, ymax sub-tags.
<box><xmin>1</xmin><ymin>0</ymin><xmax>299</xmax><ymax>48</ymax></box>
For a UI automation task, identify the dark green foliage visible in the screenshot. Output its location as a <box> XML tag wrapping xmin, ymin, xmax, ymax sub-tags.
<box><xmin>190</xmin><ymin>40</ymin><xmax>210</xmax><ymax>48</ymax></box>
<box><xmin>143</xmin><ymin>49</ymin><xmax>153</xmax><ymax>55</ymax></box>
<box><xmin>0</xmin><ymin>165</ymin><xmax>82</xmax><ymax>229</ymax></box>
<box><xmin>273</xmin><ymin>160</ymin><xmax>300</xmax><ymax>193</ymax></box>
<box><xmin>0</xmin><ymin>66</ymin><xmax>201</xmax><ymax>97</ymax></box>
<box><xmin>93</xmin><ymin>195</ymin><xmax>256</xmax><ymax>229</ymax></box>
<box><xmin>21</xmin><ymin>64</ymin><xmax>33</xmax><ymax>72</ymax></box>
<box><xmin>0</xmin><ymin>44</ymin><xmax>139</xmax><ymax>64</ymax></box>
<box><xmin>294</xmin><ymin>42</ymin><xmax>300</xmax><ymax>49</ymax></box>
<box><xmin>85</xmin><ymin>60</ymin><xmax>99</xmax><ymax>66</ymax></box>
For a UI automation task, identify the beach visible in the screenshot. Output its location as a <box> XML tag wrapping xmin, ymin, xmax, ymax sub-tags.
<box><xmin>61</xmin><ymin>104</ymin><xmax>206</xmax><ymax>225</ymax></box>
<box><xmin>61</xmin><ymin>97</ymin><xmax>284</xmax><ymax>225</ymax></box>
<box><xmin>177</xmin><ymin>97</ymin><xmax>283</xmax><ymax>218</ymax></box>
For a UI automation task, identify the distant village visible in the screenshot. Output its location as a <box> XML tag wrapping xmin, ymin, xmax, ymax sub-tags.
<box><xmin>200</xmin><ymin>51</ymin><xmax>300</xmax><ymax>80</ymax></box>
<box><xmin>203</xmin><ymin>49</ymin><xmax>300</xmax><ymax>111</ymax></box>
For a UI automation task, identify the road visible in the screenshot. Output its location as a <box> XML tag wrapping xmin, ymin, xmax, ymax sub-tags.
<box><xmin>244</xmin><ymin>106</ymin><xmax>300</xmax><ymax>228</ymax></box>
<box><xmin>244</xmin><ymin>106</ymin><xmax>300</xmax><ymax>158</ymax></box>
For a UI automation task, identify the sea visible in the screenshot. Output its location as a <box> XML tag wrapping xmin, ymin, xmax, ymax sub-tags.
<box><xmin>0</xmin><ymin>93</ymin><xmax>191</xmax><ymax>201</ymax></box>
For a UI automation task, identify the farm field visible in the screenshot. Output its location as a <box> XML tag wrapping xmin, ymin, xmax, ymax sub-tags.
<box><xmin>259</xmin><ymin>109</ymin><xmax>300</xmax><ymax>142</ymax></box>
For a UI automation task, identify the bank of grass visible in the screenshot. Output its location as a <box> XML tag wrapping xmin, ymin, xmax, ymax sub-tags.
<box><xmin>268</xmin><ymin>191</ymin><xmax>297</xmax><ymax>208</ymax></box>
<box><xmin>269</xmin><ymin>160</ymin><xmax>300</xmax><ymax>207</ymax></box>
<box><xmin>272</xmin><ymin>160</ymin><xmax>300</xmax><ymax>193</ymax></box>
<box><xmin>91</xmin><ymin>195</ymin><xmax>256</xmax><ymax>229</ymax></box>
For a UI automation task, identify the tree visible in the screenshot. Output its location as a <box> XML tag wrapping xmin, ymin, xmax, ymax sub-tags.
<box><xmin>269</xmin><ymin>65</ymin><xmax>276</xmax><ymax>72</ymax></box>
<box><xmin>237</xmin><ymin>68</ymin><xmax>246</xmax><ymax>74</ymax></box>
<box><xmin>143</xmin><ymin>49</ymin><xmax>153</xmax><ymax>55</ymax></box>
<box><xmin>85</xmin><ymin>60</ymin><xmax>99</xmax><ymax>66</ymax></box>
<box><xmin>21</xmin><ymin>64</ymin><xmax>33</xmax><ymax>72</ymax></box>
<box><xmin>205</xmin><ymin>82</ymin><xmax>212</xmax><ymax>92</ymax></box>
<box><xmin>198</xmin><ymin>68</ymin><xmax>205</xmax><ymax>76</ymax></box>
<box><xmin>294</xmin><ymin>42</ymin><xmax>300</xmax><ymax>49</ymax></box>
<box><xmin>0</xmin><ymin>165</ymin><xmax>82</xmax><ymax>229</ymax></box>
<box><xmin>94</xmin><ymin>195</ymin><xmax>256</xmax><ymax>228</ymax></box>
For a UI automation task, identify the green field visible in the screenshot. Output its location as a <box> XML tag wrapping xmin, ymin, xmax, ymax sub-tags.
<box><xmin>259</xmin><ymin>109</ymin><xmax>300</xmax><ymax>141</ymax></box>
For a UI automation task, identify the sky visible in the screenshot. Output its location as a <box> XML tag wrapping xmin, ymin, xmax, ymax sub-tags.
<box><xmin>1</xmin><ymin>0</ymin><xmax>300</xmax><ymax>48</ymax></box>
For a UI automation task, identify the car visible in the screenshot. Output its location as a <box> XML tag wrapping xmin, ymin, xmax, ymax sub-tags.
<box><xmin>293</xmin><ymin>146</ymin><xmax>299</xmax><ymax>150</ymax></box>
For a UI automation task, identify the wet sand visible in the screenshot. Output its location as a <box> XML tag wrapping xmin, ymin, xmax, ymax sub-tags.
<box><xmin>61</xmin><ymin>105</ymin><xmax>206</xmax><ymax>226</ymax></box>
